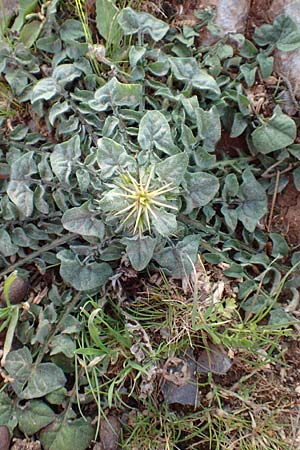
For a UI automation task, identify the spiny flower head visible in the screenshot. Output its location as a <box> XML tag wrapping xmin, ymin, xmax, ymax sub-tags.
<box><xmin>97</xmin><ymin>166</ymin><xmax>178</xmax><ymax>236</ymax></box>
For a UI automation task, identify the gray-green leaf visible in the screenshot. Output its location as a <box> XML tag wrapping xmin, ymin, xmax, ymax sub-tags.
<box><xmin>195</xmin><ymin>106</ymin><xmax>221</xmax><ymax>150</ymax></box>
<box><xmin>31</xmin><ymin>78</ymin><xmax>59</xmax><ymax>103</ymax></box>
<box><xmin>252</xmin><ymin>106</ymin><xmax>296</xmax><ymax>153</ymax></box>
<box><xmin>138</xmin><ymin>110</ymin><xmax>177</xmax><ymax>155</ymax></box>
<box><xmin>118</xmin><ymin>7</ymin><xmax>169</xmax><ymax>41</ymax></box>
<box><xmin>18</xmin><ymin>401</ymin><xmax>55</xmax><ymax>435</ymax></box>
<box><xmin>96</xmin><ymin>0</ymin><xmax>122</xmax><ymax>41</ymax></box>
<box><xmin>97</xmin><ymin>137</ymin><xmax>135</xmax><ymax>178</ymax></box>
<box><xmin>7</xmin><ymin>151</ymin><xmax>37</xmax><ymax>217</ymax></box>
<box><xmin>185</xmin><ymin>172</ymin><xmax>219</xmax><ymax>212</ymax></box>
<box><xmin>40</xmin><ymin>417</ymin><xmax>94</xmax><ymax>450</ymax></box>
<box><xmin>90</xmin><ymin>77</ymin><xmax>142</xmax><ymax>111</ymax></box>
<box><xmin>154</xmin><ymin>235</ymin><xmax>200</xmax><ymax>278</ymax></box>
<box><xmin>62</xmin><ymin>203</ymin><xmax>104</xmax><ymax>239</ymax></box>
<box><xmin>236</xmin><ymin>169</ymin><xmax>267</xmax><ymax>232</ymax></box>
<box><xmin>4</xmin><ymin>347</ymin><xmax>66</xmax><ymax>399</ymax></box>
<box><xmin>123</xmin><ymin>235</ymin><xmax>157</xmax><ymax>271</ymax></box>
<box><xmin>57</xmin><ymin>250</ymin><xmax>113</xmax><ymax>291</ymax></box>
<box><xmin>151</xmin><ymin>209</ymin><xmax>177</xmax><ymax>237</ymax></box>
<box><xmin>0</xmin><ymin>392</ymin><xmax>17</xmax><ymax>433</ymax></box>
<box><xmin>155</xmin><ymin>153</ymin><xmax>188</xmax><ymax>185</ymax></box>
<box><xmin>0</xmin><ymin>229</ymin><xmax>18</xmax><ymax>256</ymax></box>
<box><xmin>50</xmin><ymin>135</ymin><xmax>81</xmax><ymax>184</ymax></box>
<box><xmin>169</xmin><ymin>57</ymin><xmax>220</xmax><ymax>98</ymax></box>
<box><xmin>49</xmin><ymin>335</ymin><xmax>76</xmax><ymax>358</ymax></box>
<box><xmin>49</xmin><ymin>101</ymin><xmax>70</xmax><ymax>126</ymax></box>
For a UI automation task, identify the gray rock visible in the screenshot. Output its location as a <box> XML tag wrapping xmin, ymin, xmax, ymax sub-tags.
<box><xmin>270</xmin><ymin>0</ymin><xmax>300</xmax><ymax>98</ymax></box>
<box><xmin>199</xmin><ymin>0</ymin><xmax>251</xmax><ymax>44</ymax></box>
<box><xmin>0</xmin><ymin>0</ymin><xmax>19</xmax><ymax>26</ymax></box>
<box><xmin>213</xmin><ymin>0</ymin><xmax>251</xmax><ymax>34</ymax></box>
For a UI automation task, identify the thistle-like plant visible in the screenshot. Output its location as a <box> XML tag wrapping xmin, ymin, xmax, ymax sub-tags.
<box><xmin>97</xmin><ymin>166</ymin><xmax>178</xmax><ymax>236</ymax></box>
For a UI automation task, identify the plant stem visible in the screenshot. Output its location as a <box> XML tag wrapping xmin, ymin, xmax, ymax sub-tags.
<box><xmin>0</xmin><ymin>233</ymin><xmax>78</xmax><ymax>278</ymax></box>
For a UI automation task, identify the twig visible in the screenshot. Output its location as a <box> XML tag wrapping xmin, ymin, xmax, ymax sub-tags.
<box><xmin>262</xmin><ymin>162</ymin><xmax>298</xmax><ymax>179</ymax></box>
<box><xmin>267</xmin><ymin>170</ymin><xmax>280</xmax><ymax>232</ymax></box>
<box><xmin>34</xmin><ymin>290</ymin><xmax>82</xmax><ymax>367</ymax></box>
<box><xmin>0</xmin><ymin>233</ymin><xmax>78</xmax><ymax>279</ymax></box>
<box><xmin>279</xmin><ymin>73</ymin><xmax>300</xmax><ymax>112</ymax></box>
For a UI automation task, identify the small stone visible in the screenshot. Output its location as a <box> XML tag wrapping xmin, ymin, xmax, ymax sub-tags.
<box><xmin>0</xmin><ymin>426</ymin><xmax>10</xmax><ymax>450</ymax></box>
<box><xmin>100</xmin><ymin>415</ymin><xmax>121</xmax><ymax>450</ymax></box>
<box><xmin>0</xmin><ymin>277</ymin><xmax>29</xmax><ymax>305</ymax></box>
<box><xmin>295</xmin><ymin>385</ymin><xmax>300</xmax><ymax>394</ymax></box>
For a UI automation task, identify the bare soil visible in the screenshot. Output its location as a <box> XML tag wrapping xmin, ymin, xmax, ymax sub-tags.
<box><xmin>272</xmin><ymin>181</ymin><xmax>300</xmax><ymax>246</ymax></box>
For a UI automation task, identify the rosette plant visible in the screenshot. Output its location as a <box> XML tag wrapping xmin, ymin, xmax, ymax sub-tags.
<box><xmin>1</xmin><ymin>6</ymin><xmax>282</xmax><ymax>292</ymax></box>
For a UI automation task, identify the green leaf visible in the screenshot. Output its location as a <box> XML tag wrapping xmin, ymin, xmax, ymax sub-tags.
<box><xmin>49</xmin><ymin>335</ymin><xmax>76</xmax><ymax>358</ymax></box>
<box><xmin>90</xmin><ymin>77</ymin><xmax>142</xmax><ymax>111</ymax></box>
<box><xmin>10</xmin><ymin>124</ymin><xmax>28</xmax><ymax>140</ymax></box>
<box><xmin>19</xmin><ymin>20</ymin><xmax>42</xmax><ymax>47</ymax></box>
<box><xmin>221</xmin><ymin>205</ymin><xmax>238</xmax><ymax>232</ymax></box>
<box><xmin>240</xmin><ymin>64</ymin><xmax>257</xmax><ymax>87</ymax></box>
<box><xmin>169</xmin><ymin>57</ymin><xmax>220</xmax><ymax>98</ymax></box>
<box><xmin>293</xmin><ymin>166</ymin><xmax>300</xmax><ymax>191</ymax></box>
<box><xmin>97</xmin><ymin>137</ymin><xmax>135</xmax><ymax>179</ymax></box>
<box><xmin>236</xmin><ymin>169</ymin><xmax>267</xmax><ymax>232</ymax></box>
<box><xmin>129</xmin><ymin>45</ymin><xmax>146</xmax><ymax>68</ymax></box>
<box><xmin>34</xmin><ymin>185</ymin><xmax>49</xmax><ymax>214</ymax></box>
<box><xmin>254</xmin><ymin>15</ymin><xmax>296</xmax><ymax>47</ymax></box>
<box><xmin>96</xmin><ymin>0</ymin><xmax>122</xmax><ymax>41</ymax></box>
<box><xmin>4</xmin><ymin>347</ymin><xmax>66</xmax><ymax>399</ymax></box>
<box><xmin>222</xmin><ymin>173</ymin><xmax>239</xmax><ymax>201</ymax></box>
<box><xmin>46</xmin><ymin>388</ymin><xmax>68</xmax><ymax>405</ymax></box>
<box><xmin>50</xmin><ymin>135</ymin><xmax>81</xmax><ymax>184</ymax></box>
<box><xmin>118</xmin><ymin>7</ymin><xmax>169</xmax><ymax>41</ymax></box>
<box><xmin>268</xmin><ymin>308</ymin><xmax>293</xmax><ymax>326</ymax></box>
<box><xmin>7</xmin><ymin>151</ymin><xmax>37</xmax><ymax>217</ymax></box>
<box><xmin>31</xmin><ymin>78</ymin><xmax>59</xmax><ymax>103</ymax></box>
<box><xmin>0</xmin><ymin>229</ymin><xmax>18</xmax><ymax>256</ymax></box>
<box><xmin>18</xmin><ymin>401</ymin><xmax>55</xmax><ymax>435</ymax></box>
<box><xmin>23</xmin><ymin>363</ymin><xmax>66</xmax><ymax>399</ymax></box>
<box><xmin>57</xmin><ymin>250</ymin><xmax>113</xmax><ymax>291</ymax></box>
<box><xmin>277</xmin><ymin>30</ymin><xmax>300</xmax><ymax>51</ymax></box>
<box><xmin>270</xmin><ymin>233</ymin><xmax>289</xmax><ymax>258</ymax></box>
<box><xmin>123</xmin><ymin>236</ymin><xmax>157</xmax><ymax>271</ymax></box>
<box><xmin>242</xmin><ymin>294</ymin><xmax>269</xmax><ymax>313</ymax></box>
<box><xmin>230</xmin><ymin>112</ymin><xmax>247</xmax><ymax>138</ymax></box>
<box><xmin>138</xmin><ymin>110</ymin><xmax>177</xmax><ymax>155</ymax></box>
<box><xmin>155</xmin><ymin>153</ymin><xmax>188</xmax><ymax>185</ymax></box>
<box><xmin>62</xmin><ymin>203</ymin><xmax>104</xmax><ymax>239</ymax></box>
<box><xmin>252</xmin><ymin>107</ymin><xmax>297</xmax><ymax>153</ymax></box>
<box><xmin>0</xmin><ymin>393</ymin><xmax>18</xmax><ymax>433</ymax></box>
<box><xmin>185</xmin><ymin>172</ymin><xmax>219</xmax><ymax>212</ymax></box>
<box><xmin>195</xmin><ymin>106</ymin><xmax>221</xmax><ymax>150</ymax></box>
<box><xmin>193</xmin><ymin>149</ymin><xmax>216</xmax><ymax>170</ymax></box>
<box><xmin>4</xmin><ymin>347</ymin><xmax>32</xmax><ymax>396</ymax></box>
<box><xmin>240</xmin><ymin>39</ymin><xmax>258</xmax><ymax>58</ymax></box>
<box><xmin>52</xmin><ymin>64</ymin><xmax>82</xmax><ymax>86</ymax></box>
<box><xmin>59</xmin><ymin>19</ymin><xmax>85</xmax><ymax>41</ymax></box>
<box><xmin>151</xmin><ymin>209</ymin><xmax>177</xmax><ymax>237</ymax></box>
<box><xmin>12</xmin><ymin>0</ymin><xmax>39</xmax><ymax>32</ymax></box>
<box><xmin>49</xmin><ymin>101</ymin><xmax>70</xmax><ymax>126</ymax></box>
<box><xmin>154</xmin><ymin>235</ymin><xmax>200</xmax><ymax>278</ymax></box>
<box><xmin>37</xmin><ymin>36</ymin><xmax>62</xmax><ymax>53</ymax></box>
<box><xmin>40</xmin><ymin>417</ymin><xmax>94</xmax><ymax>450</ymax></box>
<box><xmin>256</xmin><ymin>53</ymin><xmax>273</xmax><ymax>79</ymax></box>
<box><xmin>5</xmin><ymin>70</ymin><xmax>28</xmax><ymax>96</ymax></box>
